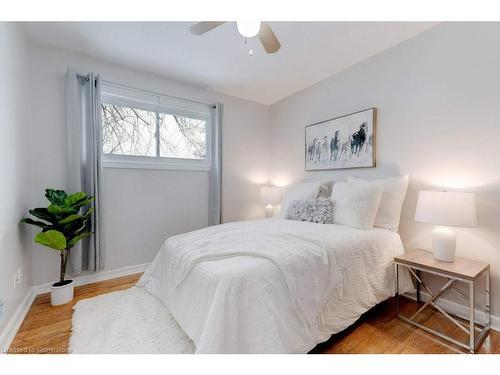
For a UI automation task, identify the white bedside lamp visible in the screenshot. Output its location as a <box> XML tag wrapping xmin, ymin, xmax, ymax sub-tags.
<box><xmin>415</xmin><ymin>190</ymin><xmax>477</xmax><ymax>262</ymax></box>
<box><xmin>260</xmin><ymin>186</ymin><xmax>282</xmax><ymax>218</ymax></box>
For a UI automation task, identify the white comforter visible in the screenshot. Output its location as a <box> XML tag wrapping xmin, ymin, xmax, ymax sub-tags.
<box><xmin>138</xmin><ymin>218</ymin><xmax>412</xmax><ymax>353</ymax></box>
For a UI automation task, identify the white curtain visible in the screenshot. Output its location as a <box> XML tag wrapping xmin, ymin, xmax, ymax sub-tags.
<box><xmin>65</xmin><ymin>68</ymin><xmax>103</xmax><ymax>273</ymax></box>
<box><xmin>209</xmin><ymin>103</ymin><xmax>223</xmax><ymax>225</ymax></box>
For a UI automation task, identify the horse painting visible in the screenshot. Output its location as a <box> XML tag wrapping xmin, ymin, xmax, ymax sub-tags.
<box><xmin>305</xmin><ymin>108</ymin><xmax>376</xmax><ymax>170</ymax></box>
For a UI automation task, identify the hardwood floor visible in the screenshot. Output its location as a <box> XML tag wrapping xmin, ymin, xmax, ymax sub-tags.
<box><xmin>313</xmin><ymin>298</ymin><xmax>500</xmax><ymax>354</ymax></box>
<box><xmin>8</xmin><ymin>274</ymin><xmax>141</xmax><ymax>354</ymax></box>
<box><xmin>8</xmin><ymin>274</ymin><xmax>500</xmax><ymax>354</ymax></box>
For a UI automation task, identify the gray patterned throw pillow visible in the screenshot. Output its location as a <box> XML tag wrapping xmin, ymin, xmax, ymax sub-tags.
<box><xmin>285</xmin><ymin>197</ymin><xmax>334</xmax><ymax>224</ymax></box>
<box><xmin>317</xmin><ymin>181</ymin><xmax>333</xmax><ymax>198</ymax></box>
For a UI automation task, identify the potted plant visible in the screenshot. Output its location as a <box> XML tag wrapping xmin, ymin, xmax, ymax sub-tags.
<box><xmin>21</xmin><ymin>189</ymin><xmax>94</xmax><ymax>306</ymax></box>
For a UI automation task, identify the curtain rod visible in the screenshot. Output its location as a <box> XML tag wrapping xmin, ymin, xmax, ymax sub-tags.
<box><xmin>101</xmin><ymin>79</ymin><xmax>215</xmax><ymax>108</ymax></box>
<box><xmin>76</xmin><ymin>73</ymin><xmax>89</xmax><ymax>81</ymax></box>
<box><xmin>75</xmin><ymin>73</ymin><xmax>215</xmax><ymax>108</ymax></box>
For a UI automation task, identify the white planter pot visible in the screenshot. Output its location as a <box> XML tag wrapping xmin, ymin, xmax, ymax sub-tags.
<box><xmin>50</xmin><ymin>280</ymin><xmax>74</xmax><ymax>306</ymax></box>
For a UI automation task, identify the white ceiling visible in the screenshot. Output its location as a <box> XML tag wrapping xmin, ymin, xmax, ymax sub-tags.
<box><xmin>24</xmin><ymin>22</ymin><xmax>438</xmax><ymax>105</ymax></box>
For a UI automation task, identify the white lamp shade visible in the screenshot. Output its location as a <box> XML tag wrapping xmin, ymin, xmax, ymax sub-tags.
<box><xmin>415</xmin><ymin>190</ymin><xmax>477</xmax><ymax>228</ymax></box>
<box><xmin>260</xmin><ymin>186</ymin><xmax>282</xmax><ymax>205</ymax></box>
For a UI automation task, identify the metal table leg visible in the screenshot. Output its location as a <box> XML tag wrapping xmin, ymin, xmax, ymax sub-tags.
<box><xmin>416</xmin><ymin>270</ymin><xmax>421</xmax><ymax>303</ymax></box>
<box><xmin>469</xmin><ymin>281</ymin><xmax>475</xmax><ymax>353</ymax></box>
<box><xmin>486</xmin><ymin>269</ymin><xmax>490</xmax><ymax>329</ymax></box>
<box><xmin>473</xmin><ymin>269</ymin><xmax>491</xmax><ymax>352</ymax></box>
<box><xmin>396</xmin><ymin>263</ymin><xmax>399</xmax><ymax>317</ymax></box>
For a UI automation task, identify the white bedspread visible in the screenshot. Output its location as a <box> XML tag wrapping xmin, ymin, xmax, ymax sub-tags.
<box><xmin>138</xmin><ymin>218</ymin><xmax>412</xmax><ymax>353</ymax></box>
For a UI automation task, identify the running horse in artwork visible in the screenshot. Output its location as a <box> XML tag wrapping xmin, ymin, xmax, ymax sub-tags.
<box><xmin>306</xmin><ymin>138</ymin><xmax>323</xmax><ymax>163</ymax></box>
<box><xmin>330</xmin><ymin>131</ymin><xmax>340</xmax><ymax>161</ymax></box>
<box><xmin>351</xmin><ymin>122</ymin><xmax>368</xmax><ymax>158</ymax></box>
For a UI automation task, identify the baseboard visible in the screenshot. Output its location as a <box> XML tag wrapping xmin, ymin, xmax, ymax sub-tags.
<box><xmin>403</xmin><ymin>291</ymin><xmax>500</xmax><ymax>332</ymax></box>
<box><xmin>0</xmin><ymin>262</ymin><xmax>150</xmax><ymax>353</ymax></box>
<box><xmin>0</xmin><ymin>287</ymin><xmax>36</xmax><ymax>354</ymax></box>
<box><xmin>33</xmin><ymin>263</ymin><xmax>150</xmax><ymax>295</ymax></box>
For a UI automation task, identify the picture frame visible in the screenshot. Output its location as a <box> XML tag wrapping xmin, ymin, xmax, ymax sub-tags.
<box><xmin>305</xmin><ymin>107</ymin><xmax>377</xmax><ymax>171</ymax></box>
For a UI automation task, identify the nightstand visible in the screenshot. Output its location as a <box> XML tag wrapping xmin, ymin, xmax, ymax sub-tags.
<box><xmin>395</xmin><ymin>249</ymin><xmax>490</xmax><ymax>353</ymax></box>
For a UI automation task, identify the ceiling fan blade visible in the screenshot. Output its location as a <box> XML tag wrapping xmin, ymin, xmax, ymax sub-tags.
<box><xmin>190</xmin><ymin>22</ymin><xmax>226</xmax><ymax>35</ymax></box>
<box><xmin>258</xmin><ymin>22</ymin><xmax>281</xmax><ymax>54</ymax></box>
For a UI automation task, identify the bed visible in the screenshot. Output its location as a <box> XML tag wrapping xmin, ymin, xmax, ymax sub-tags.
<box><xmin>138</xmin><ymin>217</ymin><xmax>413</xmax><ymax>353</ymax></box>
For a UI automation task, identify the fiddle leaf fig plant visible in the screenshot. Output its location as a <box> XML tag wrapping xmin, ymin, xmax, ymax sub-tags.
<box><xmin>21</xmin><ymin>189</ymin><xmax>94</xmax><ymax>285</ymax></box>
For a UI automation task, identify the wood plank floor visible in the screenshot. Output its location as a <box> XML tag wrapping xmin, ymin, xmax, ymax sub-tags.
<box><xmin>312</xmin><ymin>298</ymin><xmax>500</xmax><ymax>354</ymax></box>
<box><xmin>8</xmin><ymin>273</ymin><xmax>500</xmax><ymax>354</ymax></box>
<box><xmin>8</xmin><ymin>274</ymin><xmax>141</xmax><ymax>354</ymax></box>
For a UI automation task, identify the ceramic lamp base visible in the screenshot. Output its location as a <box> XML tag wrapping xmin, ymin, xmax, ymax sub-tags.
<box><xmin>265</xmin><ymin>204</ymin><xmax>274</xmax><ymax>218</ymax></box>
<box><xmin>432</xmin><ymin>227</ymin><xmax>456</xmax><ymax>262</ymax></box>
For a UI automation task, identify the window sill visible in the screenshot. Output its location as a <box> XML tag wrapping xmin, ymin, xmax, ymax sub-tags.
<box><xmin>102</xmin><ymin>158</ymin><xmax>211</xmax><ymax>172</ymax></box>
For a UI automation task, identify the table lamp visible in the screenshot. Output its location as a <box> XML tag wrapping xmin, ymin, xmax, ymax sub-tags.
<box><xmin>260</xmin><ymin>186</ymin><xmax>282</xmax><ymax>218</ymax></box>
<box><xmin>415</xmin><ymin>190</ymin><xmax>477</xmax><ymax>262</ymax></box>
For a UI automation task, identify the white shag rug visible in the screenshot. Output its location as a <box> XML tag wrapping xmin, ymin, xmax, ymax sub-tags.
<box><xmin>69</xmin><ymin>287</ymin><xmax>195</xmax><ymax>354</ymax></box>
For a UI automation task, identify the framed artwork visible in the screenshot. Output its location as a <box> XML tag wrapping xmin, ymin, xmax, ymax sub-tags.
<box><xmin>305</xmin><ymin>107</ymin><xmax>377</xmax><ymax>171</ymax></box>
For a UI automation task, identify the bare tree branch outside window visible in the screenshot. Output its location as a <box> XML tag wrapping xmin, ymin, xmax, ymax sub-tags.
<box><xmin>159</xmin><ymin>114</ymin><xmax>206</xmax><ymax>159</ymax></box>
<box><xmin>101</xmin><ymin>103</ymin><xmax>207</xmax><ymax>160</ymax></box>
<box><xmin>101</xmin><ymin>103</ymin><xmax>156</xmax><ymax>156</ymax></box>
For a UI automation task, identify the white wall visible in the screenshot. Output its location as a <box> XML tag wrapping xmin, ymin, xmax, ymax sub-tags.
<box><xmin>269</xmin><ymin>23</ymin><xmax>500</xmax><ymax>315</ymax></box>
<box><xmin>0</xmin><ymin>24</ymin><xmax>33</xmax><ymax>337</ymax></box>
<box><xmin>28</xmin><ymin>43</ymin><xmax>269</xmax><ymax>285</ymax></box>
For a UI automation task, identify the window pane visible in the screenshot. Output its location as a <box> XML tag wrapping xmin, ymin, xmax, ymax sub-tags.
<box><xmin>101</xmin><ymin>103</ymin><xmax>157</xmax><ymax>157</ymax></box>
<box><xmin>159</xmin><ymin>114</ymin><xmax>207</xmax><ymax>160</ymax></box>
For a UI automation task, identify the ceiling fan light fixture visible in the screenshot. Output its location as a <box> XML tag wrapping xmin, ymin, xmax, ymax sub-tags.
<box><xmin>236</xmin><ymin>21</ymin><xmax>261</xmax><ymax>38</ymax></box>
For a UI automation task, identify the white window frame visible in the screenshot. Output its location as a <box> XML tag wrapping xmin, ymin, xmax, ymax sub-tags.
<box><xmin>100</xmin><ymin>83</ymin><xmax>212</xmax><ymax>171</ymax></box>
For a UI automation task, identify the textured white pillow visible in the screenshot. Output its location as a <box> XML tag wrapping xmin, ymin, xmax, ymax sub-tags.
<box><xmin>280</xmin><ymin>181</ymin><xmax>322</xmax><ymax>217</ymax></box>
<box><xmin>347</xmin><ymin>175</ymin><xmax>409</xmax><ymax>231</ymax></box>
<box><xmin>330</xmin><ymin>181</ymin><xmax>383</xmax><ymax>229</ymax></box>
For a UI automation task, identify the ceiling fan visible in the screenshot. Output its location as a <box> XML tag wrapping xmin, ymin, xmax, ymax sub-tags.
<box><xmin>190</xmin><ymin>21</ymin><xmax>281</xmax><ymax>54</ymax></box>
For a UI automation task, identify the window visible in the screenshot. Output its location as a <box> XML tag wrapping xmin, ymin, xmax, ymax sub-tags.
<box><xmin>100</xmin><ymin>83</ymin><xmax>212</xmax><ymax>171</ymax></box>
<box><xmin>102</xmin><ymin>104</ymin><xmax>157</xmax><ymax>157</ymax></box>
<box><xmin>158</xmin><ymin>113</ymin><xmax>207</xmax><ymax>160</ymax></box>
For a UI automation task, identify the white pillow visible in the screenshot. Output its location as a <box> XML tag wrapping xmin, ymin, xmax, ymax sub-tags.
<box><xmin>347</xmin><ymin>175</ymin><xmax>409</xmax><ymax>231</ymax></box>
<box><xmin>280</xmin><ymin>181</ymin><xmax>322</xmax><ymax>217</ymax></box>
<box><xmin>330</xmin><ymin>181</ymin><xmax>383</xmax><ymax>229</ymax></box>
